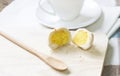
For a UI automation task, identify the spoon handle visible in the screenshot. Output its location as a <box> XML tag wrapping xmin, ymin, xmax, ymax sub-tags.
<box><xmin>0</xmin><ymin>31</ymin><xmax>67</xmax><ymax>71</ymax></box>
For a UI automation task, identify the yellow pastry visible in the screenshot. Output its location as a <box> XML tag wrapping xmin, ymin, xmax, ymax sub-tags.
<box><xmin>72</xmin><ymin>28</ymin><xmax>94</xmax><ymax>50</ymax></box>
<box><xmin>49</xmin><ymin>28</ymin><xmax>71</xmax><ymax>49</ymax></box>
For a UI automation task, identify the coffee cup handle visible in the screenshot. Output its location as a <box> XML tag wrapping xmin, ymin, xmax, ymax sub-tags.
<box><xmin>39</xmin><ymin>0</ymin><xmax>55</xmax><ymax>15</ymax></box>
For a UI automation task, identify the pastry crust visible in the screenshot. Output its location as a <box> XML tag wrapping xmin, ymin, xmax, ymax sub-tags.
<box><xmin>49</xmin><ymin>28</ymin><xmax>71</xmax><ymax>49</ymax></box>
<box><xmin>72</xmin><ymin>28</ymin><xmax>94</xmax><ymax>50</ymax></box>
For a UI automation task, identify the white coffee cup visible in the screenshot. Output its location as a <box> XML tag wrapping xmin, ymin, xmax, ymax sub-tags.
<box><xmin>39</xmin><ymin>0</ymin><xmax>84</xmax><ymax>21</ymax></box>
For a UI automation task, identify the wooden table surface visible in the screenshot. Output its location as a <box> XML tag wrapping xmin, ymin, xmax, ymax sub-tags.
<box><xmin>0</xmin><ymin>0</ymin><xmax>120</xmax><ymax>76</ymax></box>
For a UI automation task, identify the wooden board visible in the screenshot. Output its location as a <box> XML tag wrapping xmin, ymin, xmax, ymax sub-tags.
<box><xmin>0</xmin><ymin>28</ymin><xmax>108</xmax><ymax>76</ymax></box>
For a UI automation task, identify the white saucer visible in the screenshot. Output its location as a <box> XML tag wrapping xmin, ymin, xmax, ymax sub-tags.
<box><xmin>36</xmin><ymin>0</ymin><xmax>102</xmax><ymax>29</ymax></box>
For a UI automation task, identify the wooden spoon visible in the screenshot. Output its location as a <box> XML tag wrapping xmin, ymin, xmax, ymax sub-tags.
<box><xmin>0</xmin><ymin>31</ymin><xmax>67</xmax><ymax>71</ymax></box>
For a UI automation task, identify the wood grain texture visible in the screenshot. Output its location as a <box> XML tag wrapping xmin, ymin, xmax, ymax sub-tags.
<box><xmin>0</xmin><ymin>28</ymin><xmax>108</xmax><ymax>76</ymax></box>
<box><xmin>49</xmin><ymin>33</ymin><xmax>108</xmax><ymax>76</ymax></box>
<box><xmin>0</xmin><ymin>31</ymin><xmax>68</xmax><ymax>71</ymax></box>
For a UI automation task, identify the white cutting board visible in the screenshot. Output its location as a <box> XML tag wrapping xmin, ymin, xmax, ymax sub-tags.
<box><xmin>0</xmin><ymin>27</ymin><xmax>108</xmax><ymax>76</ymax></box>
